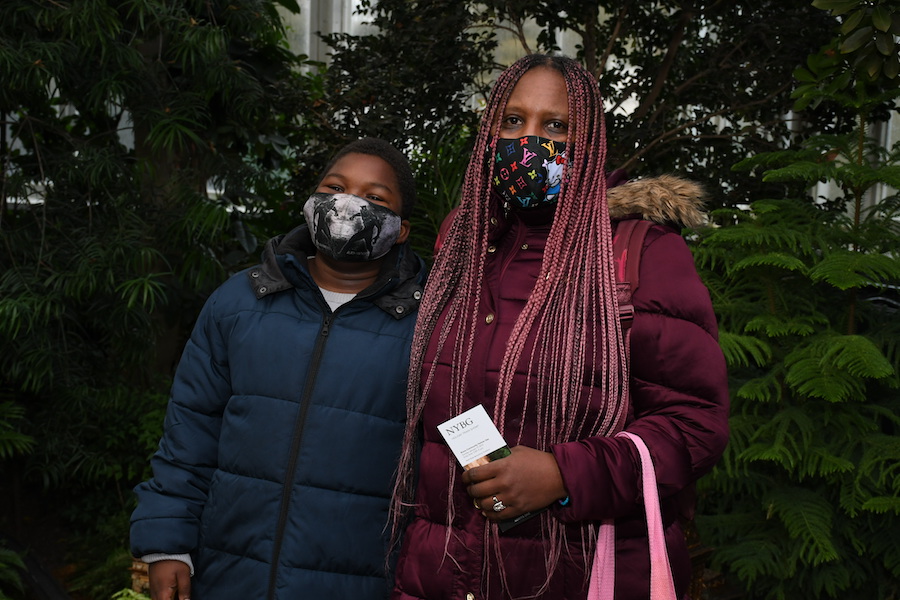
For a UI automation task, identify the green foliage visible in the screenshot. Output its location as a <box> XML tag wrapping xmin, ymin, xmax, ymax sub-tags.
<box><xmin>0</xmin><ymin>1</ymin><xmax>316</xmax><ymax>597</ymax></box>
<box><xmin>0</xmin><ymin>399</ymin><xmax>33</xmax><ymax>461</ymax></box>
<box><xmin>67</xmin><ymin>518</ymin><xmax>137</xmax><ymax>600</ymax></box>
<box><xmin>316</xmin><ymin>1</ymin><xmax>841</xmax><ymax>212</ymax></box>
<box><xmin>111</xmin><ymin>590</ymin><xmax>150</xmax><ymax>600</ymax></box>
<box><xmin>0</xmin><ymin>542</ymin><xmax>25</xmax><ymax>600</ymax></box>
<box><xmin>697</xmin><ymin>195</ymin><xmax>900</xmax><ymax>598</ymax></box>
<box><xmin>277</xmin><ymin>0</ymin><xmax>498</xmax><ymax>233</ymax></box>
<box><xmin>693</xmin><ymin>5</ymin><xmax>900</xmax><ymax>596</ymax></box>
<box><xmin>319</xmin><ymin>0</ymin><xmax>495</xmax><ymax>147</ymax></box>
<box><xmin>482</xmin><ymin>1</ymin><xmax>845</xmax><ymax>203</ymax></box>
<box><xmin>406</xmin><ymin>126</ymin><xmax>477</xmax><ymax>262</ymax></box>
<box><xmin>812</xmin><ymin>0</ymin><xmax>900</xmax><ymax>82</ymax></box>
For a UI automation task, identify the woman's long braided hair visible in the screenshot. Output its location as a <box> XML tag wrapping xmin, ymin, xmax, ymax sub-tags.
<box><xmin>391</xmin><ymin>54</ymin><xmax>629</xmax><ymax>587</ymax></box>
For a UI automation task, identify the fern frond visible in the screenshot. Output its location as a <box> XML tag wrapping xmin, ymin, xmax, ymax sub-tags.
<box><xmin>762</xmin><ymin>160</ymin><xmax>840</xmax><ymax>187</ymax></box>
<box><xmin>764</xmin><ymin>486</ymin><xmax>839</xmax><ymax>565</ymax></box>
<box><xmin>733</xmin><ymin>252</ymin><xmax>808</xmax><ymax>273</ymax></box>
<box><xmin>713</xmin><ymin>413</ymin><xmax>767</xmax><ymax>481</ymax></box>
<box><xmin>784</xmin><ymin>356</ymin><xmax>865</xmax><ymax>402</ymax></box>
<box><xmin>719</xmin><ymin>332</ymin><xmax>772</xmax><ymax>368</ymax></box>
<box><xmin>745</xmin><ymin>313</ymin><xmax>824</xmax><ymax>337</ymax></box>
<box><xmin>736</xmin><ymin>373</ymin><xmax>782</xmax><ymax>402</ymax></box>
<box><xmin>819</xmin><ymin>335</ymin><xmax>895</xmax><ymax>379</ymax></box>
<box><xmin>804</xmin><ymin>561</ymin><xmax>854</xmax><ymax>598</ymax></box>
<box><xmin>861</xmin><ymin>497</ymin><xmax>900</xmax><ymax>515</ymax></box>
<box><xmin>712</xmin><ymin>536</ymin><xmax>794</xmax><ymax>585</ymax></box>
<box><xmin>0</xmin><ymin>543</ymin><xmax>26</xmax><ymax>595</ymax></box>
<box><xmin>742</xmin><ymin>406</ymin><xmax>815</xmax><ymax>472</ymax></box>
<box><xmin>809</xmin><ymin>250</ymin><xmax>900</xmax><ymax>290</ymax></box>
<box><xmin>869</xmin><ymin>526</ymin><xmax>900</xmax><ymax>576</ymax></box>
<box><xmin>705</xmin><ymin>220</ymin><xmax>813</xmax><ymax>257</ymax></box>
<box><xmin>839</xmin><ymin>477</ymin><xmax>869</xmax><ymax>518</ymax></box>
<box><xmin>733</xmin><ymin>147</ymin><xmax>825</xmax><ymax>172</ymax></box>
<box><xmin>877</xmin><ymin>165</ymin><xmax>900</xmax><ymax>189</ymax></box>
<box><xmin>115</xmin><ymin>272</ymin><xmax>170</xmax><ymax>311</ymax></box>
<box><xmin>799</xmin><ymin>447</ymin><xmax>855</xmax><ymax>479</ymax></box>
<box><xmin>857</xmin><ymin>434</ymin><xmax>900</xmax><ymax>492</ymax></box>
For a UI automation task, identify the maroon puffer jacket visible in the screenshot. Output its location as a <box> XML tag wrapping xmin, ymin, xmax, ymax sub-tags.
<box><xmin>393</xmin><ymin>177</ymin><xmax>729</xmax><ymax>600</ymax></box>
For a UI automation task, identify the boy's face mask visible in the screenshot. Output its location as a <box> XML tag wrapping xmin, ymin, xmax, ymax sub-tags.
<box><xmin>303</xmin><ymin>192</ymin><xmax>402</xmax><ymax>262</ymax></box>
<box><xmin>490</xmin><ymin>135</ymin><xmax>568</xmax><ymax>210</ymax></box>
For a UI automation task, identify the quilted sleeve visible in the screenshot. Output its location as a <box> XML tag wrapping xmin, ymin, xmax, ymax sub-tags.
<box><xmin>550</xmin><ymin>227</ymin><xmax>729</xmax><ymax>522</ymax></box>
<box><xmin>130</xmin><ymin>287</ymin><xmax>232</xmax><ymax>556</ymax></box>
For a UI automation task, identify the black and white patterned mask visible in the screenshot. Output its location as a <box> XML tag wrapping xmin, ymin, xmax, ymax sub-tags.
<box><xmin>303</xmin><ymin>192</ymin><xmax>402</xmax><ymax>262</ymax></box>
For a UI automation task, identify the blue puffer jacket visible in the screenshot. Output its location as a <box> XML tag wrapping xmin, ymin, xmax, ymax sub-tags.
<box><xmin>130</xmin><ymin>225</ymin><xmax>426</xmax><ymax>600</ymax></box>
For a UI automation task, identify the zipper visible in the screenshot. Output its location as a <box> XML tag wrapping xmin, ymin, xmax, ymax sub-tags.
<box><xmin>265</xmin><ymin>313</ymin><xmax>332</xmax><ymax>599</ymax></box>
<box><xmin>263</xmin><ymin>264</ymin><xmax>403</xmax><ymax>596</ymax></box>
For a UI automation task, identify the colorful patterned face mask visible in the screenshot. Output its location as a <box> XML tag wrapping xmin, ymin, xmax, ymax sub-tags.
<box><xmin>303</xmin><ymin>192</ymin><xmax>402</xmax><ymax>262</ymax></box>
<box><xmin>490</xmin><ymin>136</ymin><xmax>568</xmax><ymax>210</ymax></box>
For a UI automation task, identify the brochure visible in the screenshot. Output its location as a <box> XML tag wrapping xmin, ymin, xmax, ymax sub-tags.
<box><xmin>437</xmin><ymin>404</ymin><xmax>547</xmax><ymax>532</ymax></box>
<box><xmin>437</xmin><ymin>404</ymin><xmax>511</xmax><ymax>469</ymax></box>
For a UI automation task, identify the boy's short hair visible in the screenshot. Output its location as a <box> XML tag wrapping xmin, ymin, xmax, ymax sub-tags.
<box><xmin>321</xmin><ymin>138</ymin><xmax>417</xmax><ymax>220</ymax></box>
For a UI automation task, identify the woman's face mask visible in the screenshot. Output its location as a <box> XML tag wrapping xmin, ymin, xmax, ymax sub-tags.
<box><xmin>303</xmin><ymin>192</ymin><xmax>402</xmax><ymax>262</ymax></box>
<box><xmin>490</xmin><ymin>135</ymin><xmax>567</xmax><ymax>210</ymax></box>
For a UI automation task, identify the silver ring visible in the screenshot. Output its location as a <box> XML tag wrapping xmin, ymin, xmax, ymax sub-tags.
<box><xmin>492</xmin><ymin>495</ymin><xmax>506</xmax><ymax>512</ymax></box>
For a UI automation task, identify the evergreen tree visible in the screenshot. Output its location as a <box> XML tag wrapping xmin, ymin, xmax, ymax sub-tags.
<box><xmin>693</xmin><ymin>2</ymin><xmax>900</xmax><ymax>597</ymax></box>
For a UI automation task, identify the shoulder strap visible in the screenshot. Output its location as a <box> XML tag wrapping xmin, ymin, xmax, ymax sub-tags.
<box><xmin>613</xmin><ymin>219</ymin><xmax>652</xmax><ymax>332</ymax></box>
<box><xmin>613</xmin><ymin>218</ymin><xmax>652</xmax><ymax>291</ymax></box>
<box><xmin>588</xmin><ymin>432</ymin><xmax>678</xmax><ymax>600</ymax></box>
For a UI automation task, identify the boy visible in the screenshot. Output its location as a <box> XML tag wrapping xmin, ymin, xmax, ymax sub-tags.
<box><xmin>130</xmin><ymin>138</ymin><xmax>425</xmax><ymax>600</ymax></box>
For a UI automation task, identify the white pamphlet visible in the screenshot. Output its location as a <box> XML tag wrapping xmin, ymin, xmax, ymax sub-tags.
<box><xmin>437</xmin><ymin>404</ymin><xmax>511</xmax><ymax>470</ymax></box>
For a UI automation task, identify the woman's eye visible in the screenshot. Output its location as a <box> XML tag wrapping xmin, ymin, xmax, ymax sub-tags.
<box><xmin>548</xmin><ymin>120</ymin><xmax>568</xmax><ymax>132</ymax></box>
<box><xmin>502</xmin><ymin>115</ymin><xmax>521</xmax><ymax>128</ymax></box>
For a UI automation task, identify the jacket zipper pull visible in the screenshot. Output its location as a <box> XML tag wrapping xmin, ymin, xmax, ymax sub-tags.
<box><xmin>321</xmin><ymin>316</ymin><xmax>331</xmax><ymax>337</ymax></box>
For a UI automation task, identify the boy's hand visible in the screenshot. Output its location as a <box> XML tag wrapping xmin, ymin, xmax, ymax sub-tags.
<box><xmin>149</xmin><ymin>560</ymin><xmax>191</xmax><ymax>600</ymax></box>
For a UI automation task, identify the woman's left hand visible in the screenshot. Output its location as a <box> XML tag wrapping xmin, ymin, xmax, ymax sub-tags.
<box><xmin>461</xmin><ymin>445</ymin><xmax>568</xmax><ymax>520</ymax></box>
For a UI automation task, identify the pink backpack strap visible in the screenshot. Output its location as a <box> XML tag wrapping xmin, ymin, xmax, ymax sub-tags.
<box><xmin>588</xmin><ymin>431</ymin><xmax>678</xmax><ymax>600</ymax></box>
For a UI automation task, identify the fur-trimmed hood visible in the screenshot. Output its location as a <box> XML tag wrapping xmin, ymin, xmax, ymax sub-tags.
<box><xmin>607</xmin><ymin>175</ymin><xmax>707</xmax><ymax>228</ymax></box>
<box><xmin>448</xmin><ymin>174</ymin><xmax>709</xmax><ymax>249</ymax></box>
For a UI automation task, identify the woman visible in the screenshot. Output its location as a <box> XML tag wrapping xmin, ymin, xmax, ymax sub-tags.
<box><xmin>391</xmin><ymin>55</ymin><xmax>729</xmax><ymax>600</ymax></box>
<box><xmin>131</xmin><ymin>138</ymin><xmax>425</xmax><ymax>600</ymax></box>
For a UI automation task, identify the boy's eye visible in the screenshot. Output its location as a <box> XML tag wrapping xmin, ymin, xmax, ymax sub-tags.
<box><xmin>367</xmin><ymin>194</ymin><xmax>383</xmax><ymax>202</ymax></box>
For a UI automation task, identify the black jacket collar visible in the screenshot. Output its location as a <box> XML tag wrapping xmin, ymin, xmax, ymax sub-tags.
<box><xmin>246</xmin><ymin>225</ymin><xmax>425</xmax><ymax>319</ymax></box>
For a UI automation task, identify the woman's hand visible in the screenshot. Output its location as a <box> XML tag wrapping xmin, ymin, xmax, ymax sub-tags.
<box><xmin>461</xmin><ymin>445</ymin><xmax>568</xmax><ymax>520</ymax></box>
<box><xmin>149</xmin><ymin>560</ymin><xmax>191</xmax><ymax>600</ymax></box>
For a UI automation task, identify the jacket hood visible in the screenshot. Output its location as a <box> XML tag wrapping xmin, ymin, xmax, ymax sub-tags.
<box><xmin>247</xmin><ymin>225</ymin><xmax>425</xmax><ymax>319</ymax></box>
<box><xmin>607</xmin><ymin>175</ymin><xmax>708</xmax><ymax>228</ymax></box>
